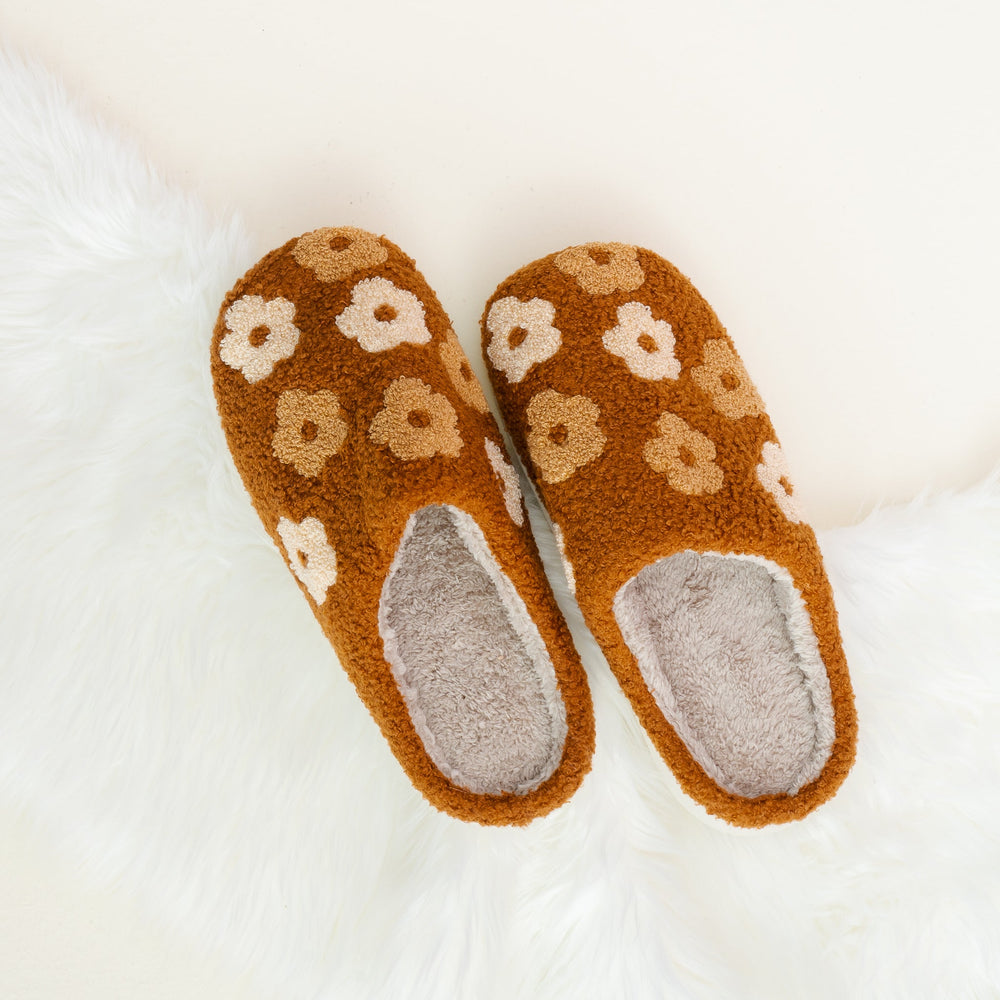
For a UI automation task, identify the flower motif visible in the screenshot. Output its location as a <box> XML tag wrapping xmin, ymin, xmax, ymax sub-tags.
<box><xmin>484</xmin><ymin>438</ymin><xmax>524</xmax><ymax>526</ymax></box>
<box><xmin>756</xmin><ymin>441</ymin><xmax>803</xmax><ymax>523</ymax></box>
<box><xmin>553</xmin><ymin>242</ymin><xmax>644</xmax><ymax>295</ymax></box>
<box><xmin>369</xmin><ymin>377</ymin><xmax>463</xmax><ymax>460</ymax></box>
<box><xmin>276</xmin><ymin>516</ymin><xmax>337</xmax><ymax>604</ymax></box>
<box><xmin>691</xmin><ymin>339</ymin><xmax>764</xmax><ymax>420</ymax></box>
<box><xmin>440</xmin><ymin>328</ymin><xmax>489</xmax><ymax>413</ymax></box>
<box><xmin>643</xmin><ymin>412</ymin><xmax>724</xmax><ymax>495</ymax></box>
<box><xmin>552</xmin><ymin>523</ymin><xmax>576</xmax><ymax>596</ymax></box>
<box><xmin>219</xmin><ymin>295</ymin><xmax>300</xmax><ymax>384</ymax></box>
<box><xmin>525</xmin><ymin>389</ymin><xmax>607</xmax><ymax>484</ymax></box>
<box><xmin>602</xmin><ymin>301</ymin><xmax>682</xmax><ymax>381</ymax></box>
<box><xmin>336</xmin><ymin>277</ymin><xmax>431</xmax><ymax>352</ymax></box>
<box><xmin>485</xmin><ymin>297</ymin><xmax>561</xmax><ymax>384</ymax></box>
<box><xmin>291</xmin><ymin>226</ymin><xmax>388</xmax><ymax>282</ymax></box>
<box><xmin>271</xmin><ymin>389</ymin><xmax>348</xmax><ymax>477</ymax></box>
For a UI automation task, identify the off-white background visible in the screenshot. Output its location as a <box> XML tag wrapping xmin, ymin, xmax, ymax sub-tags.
<box><xmin>2</xmin><ymin>0</ymin><xmax>999</xmax><ymax>995</ymax></box>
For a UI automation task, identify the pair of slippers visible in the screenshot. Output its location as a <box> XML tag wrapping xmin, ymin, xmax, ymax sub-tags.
<box><xmin>211</xmin><ymin>229</ymin><xmax>857</xmax><ymax>828</ymax></box>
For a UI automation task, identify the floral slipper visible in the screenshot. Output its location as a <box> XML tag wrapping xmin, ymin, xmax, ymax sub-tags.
<box><xmin>211</xmin><ymin>227</ymin><xmax>594</xmax><ymax>826</ymax></box>
<box><xmin>480</xmin><ymin>242</ymin><xmax>857</xmax><ymax>827</ymax></box>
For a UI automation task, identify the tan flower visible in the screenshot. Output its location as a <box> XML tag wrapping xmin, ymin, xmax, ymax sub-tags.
<box><xmin>485</xmin><ymin>297</ymin><xmax>561</xmax><ymax>384</ymax></box>
<box><xmin>369</xmin><ymin>377</ymin><xmax>462</xmax><ymax>460</ymax></box>
<box><xmin>602</xmin><ymin>301</ymin><xmax>682</xmax><ymax>381</ymax></box>
<box><xmin>219</xmin><ymin>295</ymin><xmax>300</xmax><ymax>384</ymax></box>
<box><xmin>484</xmin><ymin>438</ymin><xmax>524</xmax><ymax>526</ymax></box>
<box><xmin>276</xmin><ymin>516</ymin><xmax>337</xmax><ymax>604</ymax></box>
<box><xmin>553</xmin><ymin>242</ymin><xmax>644</xmax><ymax>295</ymax></box>
<box><xmin>525</xmin><ymin>389</ymin><xmax>606</xmax><ymax>484</ymax></box>
<box><xmin>643</xmin><ymin>412</ymin><xmax>724</xmax><ymax>495</ymax></box>
<box><xmin>691</xmin><ymin>339</ymin><xmax>764</xmax><ymax>420</ymax></box>
<box><xmin>291</xmin><ymin>226</ymin><xmax>388</xmax><ymax>282</ymax></box>
<box><xmin>336</xmin><ymin>277</ymin><xmax>431</xmax><ymax>352</ymax></box>
<box><xmin>440</xmin><ymin>328</ymin><xmax>489</xmax><ymax>413</ymax></box>
<box><xmin>756</xmin><ymin>441</ymin><xmax>803</xmax><ymax>523</ymax></box>
<box><xmin>271</xmin><ymin>389</ymin><xmax>347</xmax><ymax>477</ymax></box>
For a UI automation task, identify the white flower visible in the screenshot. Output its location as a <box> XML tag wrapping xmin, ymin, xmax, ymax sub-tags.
<box><xmin>602</xmin><ymin>301</ymin><xmax>681</xmax><ymax>381</ymax></box>
<box><xmin>335</xmin><ymin>277</ymin><xmax>431</xmax><ymax>352</ymax></box>
<box><xmin>756</xmin><ymin>441</ymin><xmax>803</xmax><ymax>523</ymax></box>
<box><xmin>485</xmin><ymin>297</ymin><xmax>561</xmax><ymax>383</ymax></box>
<box><xmin>484</xmin><ymin>439</ymin><xmax>524</xmax><ymax>526</ymax></box>
<box><xmin>552</xmin><ymin>524</ymin><xmax>576</xmax><ymax>596</ymax></box>
<box><xmin>219</xmin><ymin>295</ymin><xmax>301</xmax><ymax>384</ymax></box>
<box><xmin>276</xmin><ymin>516</ymin><xmax>338</xmax><ymax>604</ymax></box>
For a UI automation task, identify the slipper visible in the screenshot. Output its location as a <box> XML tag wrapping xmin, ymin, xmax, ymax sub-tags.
<box><xmin>480</xmin><ymin>242</ymin><xmax>857</xmax><ymax>827</ymax></box>
<box><xmin>210</xmin><ymin>227</ymin><xmax>594</xmax><ymax>826</ymax></box>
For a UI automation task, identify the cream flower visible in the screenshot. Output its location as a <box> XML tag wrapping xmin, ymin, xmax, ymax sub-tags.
<box><xmin>369</xmin><ymin>377</ymin><xmax>462</xmax><ymax>460</ymax></box>
<box><xmin>336</xmin><ymin>277</ymin><xmax>431</xmax><ymax>352</ymax></box>
<box><xmin>276</xmin><ymin>516</ymin><xmax>337</xmax><ymax>604</ymax></box>
<box><xmin>756</xmin><ymin>441</ymin><xmax>803</xmax><ymax>523</ymax></box>
<box><xmin>484</xmin><ymin>438</ymin><xmax>524</xmax><ymax>526</ymax></box>
<box><xmin>440</xmin><ymin>328</ymin><xmax>489</xmax><ymax>413</ymax></box>
<box><xmin>525</xmin><ymin>389</ymin><xmax>606</xmax><ymax>484</ymax></box>
<box><xmin>691</xmin><ymin>339</ymin><xmax>764</xmax><ymax>420</ymax></box>
<box><xmin>643</xmin><ymin>412</ymin><xmax>724</xmax><ymax>495</ymax></box>
<box><xmin>292</xmin><ymin>226</ymin><xmax>388</xmax><ymax>282</ymax></box>
<box><xmin>485</xmin><ymin>297</ymin><xmax>562</xmax><ymax>384</ymax></box>
<box><xmin>602</xmin><ymin>301</ymin><xmax>682</xmax><ymax>381</ymax></box>
<box><xmin>271</xmin><ymin>389</ymin><xmax>347</xmax><ymax>477</ymax></box>
<box><xmin>552</xmin><ymin>523</ymin><xmax>576</xmax><ymax>596</ymax></box>
<box><xmin>553</xmin><ymin>242</ymin><xmax>644</xmax><ymax>295</ymax></box>
<box><xmin>219</xmin><ymin>295</ymin><xmax>300</xmax><ymax>384</ymax></box>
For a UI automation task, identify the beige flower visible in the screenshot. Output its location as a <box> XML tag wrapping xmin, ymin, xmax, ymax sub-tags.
<box><xmin>219</xmin><ymin>295</ymin><xmax>300</xmax><ymax>384</ymax></box>
<box><xmin>336</xmin><ymin>277</ymin><xmax>431</xmax><ymax>352</ymax></box>
<box><xmin>691</xmin><ymin>339</ymin><xmax>764</xmax><ymax>420</ymax></box>
<box><xmin>553</xmin><ymin>242</ymin><xmax>644</xmax><ymax>295</ymax></box>
<box><xmin>271</xmin><ymin>390</ymin><xmax>347</xmax><ymax>477</ymax></box>
<box><xmin>276</xmin><ymin>516</ymin><xmax>337</xmax><ymax>604</ymax></box>
<box><xmin>643</xmin><ymin>412</ymin><xmax>724</xmax><ymax>495</ymax></box>
<box><xmin>291</xmin><ymin>226</ymin><xmax>388</xmax><ymax>282</ymax></box>
<box><xmin>485</xmin><ymin>297</ymin><xmax>561</xmax><ymax>384</ymax></box>
<box><xmin>440</xmin><ymin>328</ymin><xmax>489</xmax><ymax>413</ymax></box>
<box><xmin>484</xmin><ymin>438</ymin><xmax>524</xmax><ymax>526</ymax></box>
<box><xmin>525</xmin><ymin>389</ymin><xmax>606</xmax><ymax>484</ymax></box>
<box><xmin>756</xmin><ymin>441</ymin><xmax>803</xmax><ymax>523</ymax></box>
<box><xmin>602</xmin><ymin>301</ymin><xmax>682</xmax><ymax>381</ymax></box>
<box><xmin>369</xmin><ymin>377</ymin><xmax>462</xmax><ymax>460</ymax></box>
<box><xmin>552</xmin><ymin>523</ymin><xmax>576</xmax><ymax>596</ymax></box>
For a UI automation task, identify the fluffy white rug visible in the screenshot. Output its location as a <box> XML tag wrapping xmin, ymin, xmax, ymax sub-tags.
<box><xmin>2</xmin><ymin>48</ymin><xmax>999</xmax><ymax>1000</ymax></box>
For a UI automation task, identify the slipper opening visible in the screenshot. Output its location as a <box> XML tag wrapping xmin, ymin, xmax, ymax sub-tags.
<box><xmin>613</xmin><ymin>551</ymin><xmax>836</xmax><ymax>799</ymax></box>
<box><xmin>379</xmin><ymin>504</ymin><xmax>568</xmax><ymax>796</ymax></box>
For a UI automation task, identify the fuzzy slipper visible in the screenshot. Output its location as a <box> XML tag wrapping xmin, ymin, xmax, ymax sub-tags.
<box><xmin>480</xmin><ymin>243</ymin><xmax>857</xmax><ymax>827</ymax></box>
<box><xmin>210</xmin><ymin>228</ymin><xmax>594</xmax><ymax>826</ymax></box>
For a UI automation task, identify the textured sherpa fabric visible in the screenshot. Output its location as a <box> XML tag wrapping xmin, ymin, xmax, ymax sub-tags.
<box><xmin>211</xmin><ymin>228</ymin><xmax>595</xmax><ymax>825</ymax></box>
<box><xmin>480</xmin><ymin>243</ymin><xmax>857</xmax><ymax>827</ymax></box>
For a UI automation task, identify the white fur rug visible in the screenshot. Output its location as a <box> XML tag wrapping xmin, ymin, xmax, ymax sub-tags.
<box><xmin>2</xmin><ymin>48</ymin><xmax>999</xmax><ymax>999</ymax></box>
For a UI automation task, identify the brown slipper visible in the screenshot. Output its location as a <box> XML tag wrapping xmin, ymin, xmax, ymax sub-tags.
<box><xmin>210</xmin><ymin>227</ymin><xmax>594</xmax><ymax>826</ymax></box>
<box><xmin>480</xmin><ymin>242</ymin><xmax>857</xmax><ymax>827</ymax></box>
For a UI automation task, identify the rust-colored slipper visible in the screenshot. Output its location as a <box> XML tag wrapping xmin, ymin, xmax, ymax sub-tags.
<box><xmin>480</xmin><ymin>243</ymin><xmax>857</xmax><ymax>827</ymax></box>
<box><xmin>210</xmin><ymin>228</ymin><xmax>594</xmax><ymax>826</ymax></box>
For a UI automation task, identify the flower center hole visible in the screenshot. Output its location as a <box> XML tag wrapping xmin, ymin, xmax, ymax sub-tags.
<box><xmin>720</xmin><ymin>372</ymin><xmax>740</xmax><ymax>391</ymax></box>
<box><xmin>779</xmin><ymin>475</ymin><xmax>793</xmax><ymax>495</ymax></box>
<box><xmin>637</xmin><ymin>333</ymin><xmax>658</xmax><ymax>353</ymax></box>
<box><xmin>327</xmin><ymin>235</ymin><xmax>352</xmax><ymax>252</ymax></box>
<box><xmin>300</xmin><ymin>419</ymin><xmax>319</xmax><ymax>442</ymax></box>
<box><xmin>407</xmin><ymin>409</ymin><xmax>431</xmax><ymax>428</ymax></box>
<box><xmin>297</xmin><ymin>550</ymin><xmax>310</xmax><ymax>568</ymax></box>
<box><xmin>459</xmin><ymin>362</ymin><xmax>473</xmax><ymax>381</ymax></box>
<box><xmin>374</xmin><ymin>304</ymin><xmax>397</xmax><ymax>323</ymax></box>
<box><xmin>678</xmin><ymin>445</ymin><xmax>697</xmax><ymax>468</ymax></box>
<box><xmin>588</xmin><ymin>248</ymin><xmax>612</xmax><ymax>266</ymax></box>
<box><xmin>548</xmin><ymin>423</ymin><xmax>569</xmax><ymax>446</ymax></box>
<box><xmin>248</xmin><ymin>325</ymin><xmax>270</xmax><ymax>348</ymax></box>
<box><xmin>508</xmin><ymin>326</ymin><xmax>528</xmax><ymax>349</ymax></box>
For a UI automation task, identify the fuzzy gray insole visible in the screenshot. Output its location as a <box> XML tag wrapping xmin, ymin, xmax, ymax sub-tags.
<box><xmin>614</xmin><ymin>551</ymin><xmax>831</xmax><ymax>798</ymax></box>
<box><xmin>379</xmin><ymin>505</ymin><xmax>566</xmax><ymax>796</ymax></box>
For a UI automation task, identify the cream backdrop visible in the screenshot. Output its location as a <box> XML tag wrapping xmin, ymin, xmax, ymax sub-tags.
<box><xmin>1</xmin><ymin>0</ymin><xmax>999</xmax><ymax>996</ymax></box>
